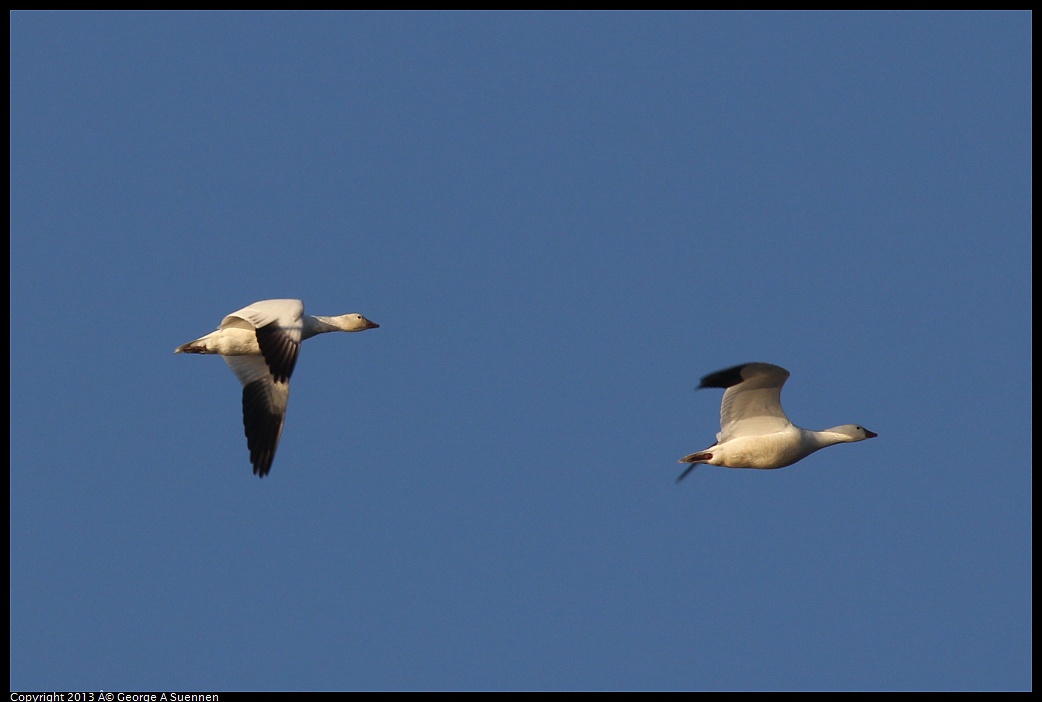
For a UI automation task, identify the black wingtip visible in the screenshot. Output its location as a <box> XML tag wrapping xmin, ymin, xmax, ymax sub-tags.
<box><xmin>676</xmin><ymin>463</ymin><xmax>699</xmax><ymax>483</ymax></box>
<box><xmin>242</xmin><ymin>380</ymin><xmax>282</xmax><ymax>479</ymax></box>
<box><xmin>698</xmin><ymin>363</ymin><xmax>752</xmax><ymax>390</ymax></box>
<box><xmin>250</xmin><ymin>445</ymin><xmax>275</xmax><ymax>477</ymax></box>
<box><xmin>255</xmin><ymin>321</ymin><xmax>299</xmax><ymax>383</ymax></box>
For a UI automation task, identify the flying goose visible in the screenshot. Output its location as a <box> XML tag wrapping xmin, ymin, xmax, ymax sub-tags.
<box><xmin>677</xmin><ymin>362</ymin><xmax>876</xmax><ymax>481</ymax></box>
<box><xmin>175</xmin><ymin>299</ymin><xmax>379</xmax><ymax>477</ymax></box>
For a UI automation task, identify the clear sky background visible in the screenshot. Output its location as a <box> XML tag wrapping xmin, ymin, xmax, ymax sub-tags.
<box><xmin>10</xmin><ymin>11</ymin><xmax>1031</xmax><ymax>692</ymax></box>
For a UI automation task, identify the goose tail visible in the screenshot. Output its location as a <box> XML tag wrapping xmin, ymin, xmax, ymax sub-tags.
<box><xmin>175</xmin><ymin>339</ymin><xmax>208</xmax><ymax>354</ymax></box>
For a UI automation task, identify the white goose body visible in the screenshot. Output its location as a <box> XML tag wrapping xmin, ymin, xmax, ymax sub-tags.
<box><xmin>677</xmin><ymin>363</ymin><xmax>876</xmax><ymax>481</ymax></box>
<box><xmin>175</xmin><ymin>299</ymin><xmax>379</xmax><ymax>477</ymax></box>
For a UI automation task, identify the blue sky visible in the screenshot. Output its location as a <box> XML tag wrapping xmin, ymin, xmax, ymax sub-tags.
<box><xmin>10</xmin><ymin>11</ymin><xmax>1031</xmax><ymax>692</ymax></box>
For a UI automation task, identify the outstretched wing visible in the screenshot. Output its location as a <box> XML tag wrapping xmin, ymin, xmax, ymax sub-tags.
<box><xmin>223</xmin><ymin>355</ymin><xmax>290</xmax><ymax>477</ymax></box>
<box><xmin>700</xmin><ymin>362</ymin><xmax>792</xmax><ymax>442</ymax></box>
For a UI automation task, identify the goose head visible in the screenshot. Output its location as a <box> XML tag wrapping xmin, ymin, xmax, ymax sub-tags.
<box><xmin>825</xmin><ymin>424</ymin><xmax>878</xmax><ymax>442</ymax></box>
<box><xmin>330</xmin><ymin>313</ymin><xmax>380</xmax><ymax>332</ymax></box>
